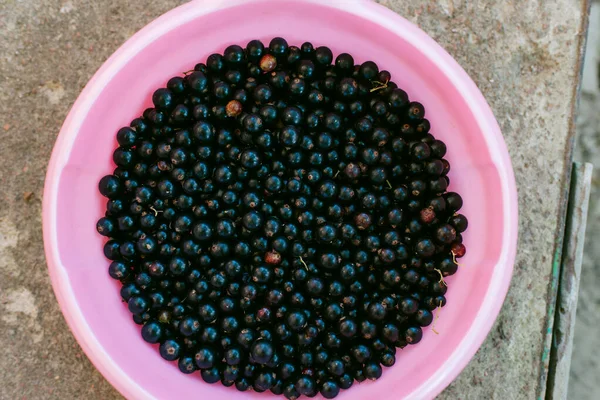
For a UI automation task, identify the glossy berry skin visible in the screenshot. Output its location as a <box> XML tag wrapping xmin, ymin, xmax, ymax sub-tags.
<box><xmin>128</xmin><ymin>296</ymin><xmax>148</xmax><ymax>314</ymax></box>
<box><xmin>436</xmin><ymin>224</ymin><xmax>457</xmax><ymax>244</ymax></box>
<box><xmin>141</xmin><ymin>321</ymin><xmax>162</xmax><ymax>344</ymax></box>
<box><xmin>96</xmin><ymin>217</ymin><xmax>116</xmax><ymax>237</ymax></box>
<box><xmin>186</xmin><ymin>71</ymin><xmax>208</xmax><ymax>93</ymax></box>
<box><xmin>269</xmin><ymin>37</ymin><xmax>289</xmax><ymax>57</ymax></box>
<box><xmin>201</xmin><ymin>367</ymin><xmax>221</xmax><ymax>384</ymax></box>
<box><xmin>287</xmin><ymin>311</ymin><xmax>307</xmax><ymax>331</ymax></box>
<box><xmin>451</xmin><ymin>214</ymin><xmax>469</xmax><ymax>233</ymax></box>
<box><xmin>242</xmin><ymin>211</ymin><xmax>263</xmax><ymax>231</ymax></box>
<box><xmin>152</xmin><ymin>88</ymin><xmax>174</xmax><ymax>110</ymax></box>
<box><xmin>363</xmin><ymin>362</ymin><xmax>383</xmax><ymax>380</ymax></box>
<box><xmin>108</xmin><ymin>261</ymin><xmax>130</xmax><ymax>280</ymax></box>
<box><xmin>415</xmin><ymin>239</ymin><xmax>436</xmax><ymax>258</ymax></box>
<box><xmin>339</xmin><ymin>319</ymin><xmax>357</xmax><ymax>338</ymax></box>
<box><xmin>405</xmin><ymin>326</ymin><xmax>423</xmax><ymax>344</ymax></box>
<box><xmin>159</xmin><ymin>339</ymin><xmax>181</xmax><ymax>361</ymax></box>
<box><xmin>179</xmin><ymin>317</ymin><xmax>200</xmax><ymax>336</ymax></box>
<box><xmin>98</xmin><ymin>38</ymin><xmax>468</xmax><ymax>398</ymax></box>
<box><xmin>247</xmin><ymin>39</ymin><xmax>265</xmax><ymax>60</ymax></box>
<box><xmin>451</xmin><ymin>242</ymin><xmax>467</xmax><ymax>258</ymax></box>
<box><xmin>321</xmin><ymin>381</ymin><xmax>340</xmax><ymax>399</ymax></box>
<box><xmin>251</xmin><ymin>340</ymin><xmax>274</xmax><ymax>365</ymax></box>
<box><xmin>99</xmin><ymin>175</ymin><xmax>121</xmax><ymax>198</ymax></box>
<box><xmin>296</xmin><ymin>376</ymin><xmax>316</xmax><ymax>396</ymax></box>
<box><xmin>240</xmin><ymin>149</ymin><xmax>261</xmax><ymax>169</ymax></box>
<box><xmin>178</xmin><ymin>356</ymin><xmax>197</xmax><ymax>374</ymax></box>
<box><xmin>195</xmin><ymin>347</ymin><xmax>216</xmax><ymax>368</ymax></box>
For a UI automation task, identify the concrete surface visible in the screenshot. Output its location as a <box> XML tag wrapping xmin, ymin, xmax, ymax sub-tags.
<box><xmin>0</xmin><ymin>0</ymin><xmax>589</xmax><ymax>399</ymax></box>
<box><xmin>547</xmin><ymin>162</ymin><xmax>593</xmax><ymax>400</ymax></box>
<box><xmin>570</xmin><ymin>2</ymin><xmax>600</xmax><ymax>398</ymax></box>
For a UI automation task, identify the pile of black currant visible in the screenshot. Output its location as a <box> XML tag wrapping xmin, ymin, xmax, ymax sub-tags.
<box><xmin>97</xmin><ymin>37</ymin><xmax>468</xmax><ymax>399</ymax></box>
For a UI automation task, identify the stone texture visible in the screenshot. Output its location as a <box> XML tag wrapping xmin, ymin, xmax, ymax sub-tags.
<box><xmin>570</xmin><ymin>2</ymin><xmax>600</xmax><ymax>398</ymax></box>
<box><xmin>547</xmin><ymin>163</ymin><xmax>593</xmax><ymax>400</ymax></box>
<box><xmin>0</xmin><ymin>0</ymin><xmax>588</xmax><ymax>399</ymax></box>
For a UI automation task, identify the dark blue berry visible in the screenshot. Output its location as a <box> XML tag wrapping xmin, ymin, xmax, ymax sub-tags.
<box><xmin>98</xmin><ymin>175</ymin><xmax>121</xmax><ymax>198</ymax></box>
<box><xmin>159</xmin><ymin>339</ymin><xmax>181</xmax><ymax>361</ymax></box>
<box><xmin>141</xmin><ymin>321</ymin><xmax>162</xmax><ymax>343</ymax></box>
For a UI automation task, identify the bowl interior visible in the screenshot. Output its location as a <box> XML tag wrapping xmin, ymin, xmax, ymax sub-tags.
<box><xmin>47</xmin><ymin>0</ymin><xmax>514</xmax><ymax>399</ymax></box>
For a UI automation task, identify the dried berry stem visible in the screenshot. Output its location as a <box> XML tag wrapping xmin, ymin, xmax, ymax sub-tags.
<box><xmin>431</xmin><ymin>300</ymin><xmax>443</xmax><ymax>335</ymax></box>
<box><xmin>451</xmin><ymin>252</ymin><xmax>463</xmax><ymax>267</ymax></box>
<box><xmin>370</xmin><ymin>79</ymin><xmax>389</xmax><ymax>93</ymax></box>
<box><xmin>298</xmin><ymin>256</ymin><xmax>309</xmax><ymax>271</ymax></box>
<box><xmin>434</xmin><ymin>268</ymin><xmax>446</xmax><ymax>286</ymax></box>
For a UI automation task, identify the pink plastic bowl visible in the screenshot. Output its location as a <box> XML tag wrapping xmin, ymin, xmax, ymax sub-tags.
<box><xmin>43</xmin><ymin>0</ymin><xmax>518</xmax><ymax>398</ymax></box>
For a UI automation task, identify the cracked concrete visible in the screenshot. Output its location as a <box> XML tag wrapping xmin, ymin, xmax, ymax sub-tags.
<box><xmin>0</xmin><ymin>0</ymin><xmax>589</xmax><ymax>398</ymax></box>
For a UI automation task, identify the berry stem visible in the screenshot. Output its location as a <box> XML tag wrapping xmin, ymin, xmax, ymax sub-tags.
<box><xmin>433</xmin><ymin>268</ymin><xmax>446</xmax><ymax>286</ymax></box>
<box><xmin>149</xmin><ymin>206</ymin><xmax>162</xmax><ymax>217</ymax></box>
<box><xmin>451</xmin><ymin>252</ymin><xmax>462</xmax><ymax>267</ymax></box>
<box><xmin>431</xmin><ymin>300</ymin><xmax>443</xmax><ymax>335</ymax></box>
<box><xmin>298</xmin><ymin>256</ymin><xmax>309</xmax><ymax>271</ymax></box>
<box><xmin>369</xmin><ymin>79</ymin><xmax>389</xmax><ymax>93</ymax></box>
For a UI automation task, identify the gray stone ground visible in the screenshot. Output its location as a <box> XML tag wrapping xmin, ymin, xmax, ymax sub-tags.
<box><xmin>0</xmin><ymin>0</ymin><xmax>591</xmax><ymax>399</ymax></box>
<box><xmin>570</xmin><ymin>2</ymin><xmax>600</xmax><ymax>399</ymax></box>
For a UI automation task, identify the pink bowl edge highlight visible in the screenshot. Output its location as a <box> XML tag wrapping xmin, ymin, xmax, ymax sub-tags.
<box><xmin>42</xmin><ymin>0</ymin><xmax>519</xmax><ymax>399</ymax></box>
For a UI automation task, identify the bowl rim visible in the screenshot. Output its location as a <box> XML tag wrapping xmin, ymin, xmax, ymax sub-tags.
<box><xmin>43</xmin><ymin>0</ymin><xmax>518</xmax><ymax>398</ymax></box>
